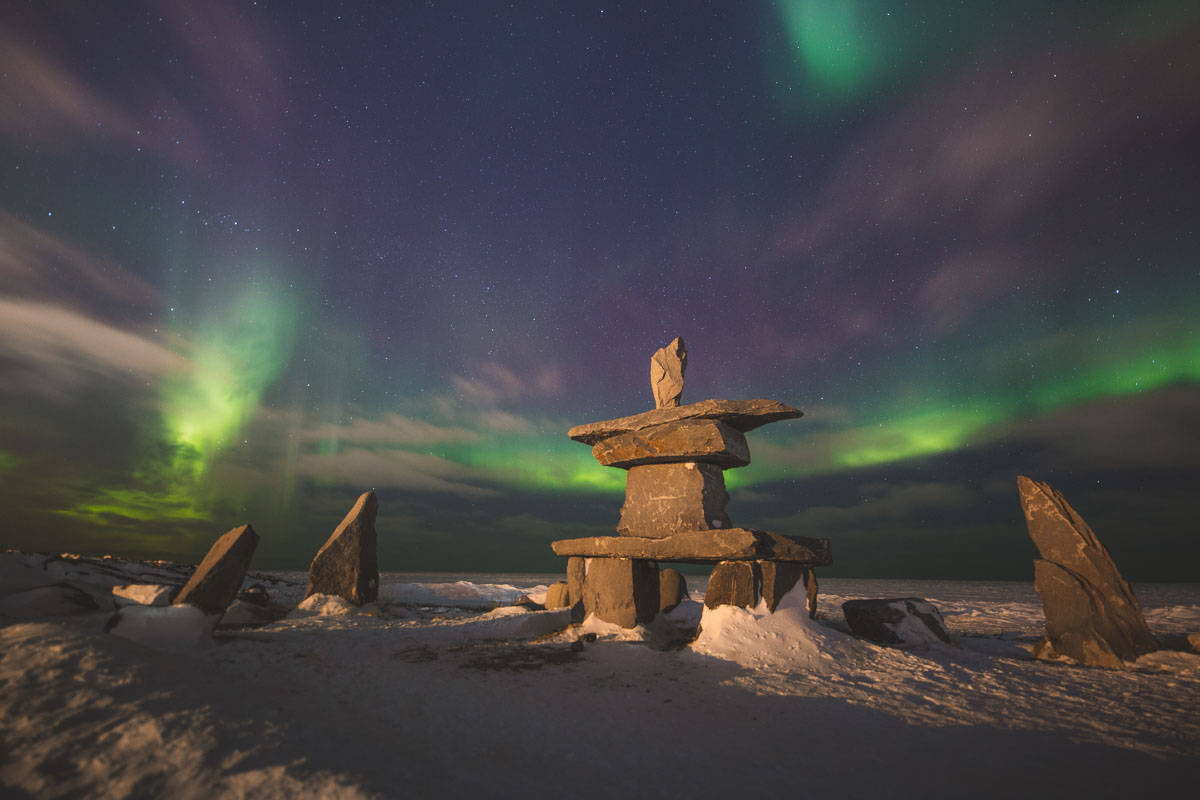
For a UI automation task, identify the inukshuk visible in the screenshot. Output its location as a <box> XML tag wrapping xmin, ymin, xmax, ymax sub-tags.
<box><xmin>551</xmin><ymin>337</ymin><xmax>832</xmax><ymax>627</ymax></box>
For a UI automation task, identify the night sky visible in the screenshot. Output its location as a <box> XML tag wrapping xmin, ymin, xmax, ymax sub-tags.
<box><xmin>2</xmin><ymin>1</ymin><xmax>1197</xmax><ymax>579</ymax></box>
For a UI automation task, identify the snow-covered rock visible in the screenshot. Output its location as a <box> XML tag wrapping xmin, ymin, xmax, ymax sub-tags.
<box><xmin>842</xmin><ymin>598</ymin><xmax>953</xmax><ymax>647</ymax></box>
<box><xmin>290</xmin><ymin>593</ymin><xmax>359</xmax><ymax>617</ymax></box>
<box><xmin>112</xmin><ymin>584</ymin><xmax>176</xmax><ymax>607</ymax></box>
<box><xmin>106</xmin><ymin>604</ymin><xmax>220</xmax><ymax>651</ymax></box>
<box><xmin>0</xmin><ymin>583</ymin><xmax>102</xmax><ymax>619</ymax></box>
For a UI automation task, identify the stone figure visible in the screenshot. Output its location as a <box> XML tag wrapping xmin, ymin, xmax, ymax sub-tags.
<box><xmin>650</xmin><ymin>336</ymin><xmax>687</xmax><ymax>409</ymax></box>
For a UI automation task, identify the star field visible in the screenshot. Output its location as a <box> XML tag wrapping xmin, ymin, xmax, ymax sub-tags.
<box><xmin>1</xmin><ymin>1</ymin><xmax>1197</xmax><ymax>577</ymax></box>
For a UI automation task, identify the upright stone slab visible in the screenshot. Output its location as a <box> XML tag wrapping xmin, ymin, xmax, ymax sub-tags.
<box><xmin>1017</xmin><ymin>476</ymin><xmax>1157</xmax><ymax>666</ymax></box>
<box><xmin>306</xmin><ymin>491</ymin><xmax>379</xmax><ymax>605</ymax></box>
<box><xmin>566</xmin><ymin>556</ymin><xmax>586</xmax><ymax>622</ymax></box>
<box><xmin>174</xmin><ymin>524</ymin><xmax>259</xmax><ymax>616</ymax></box>
<box><xmin>704</xmin><ymin>561</ymin><xmax>759</xmax><ymax>609</ymax></box>
<box><xmin>759</xmin><ymin>561</ymin><xmax>806</xmax><ymax>611</ymax></box>
<box><xmin>580</xmin><ymin>557</ymin><xmax>659</xmax><ymax>627</ymax></box>
<box><xmin>618</xmin><ymin>462</ymin><xmax>731</xmax><ymax>537</ymax></box>
<box><xmin>650</xmin><ymin>336</ymin><xmax>687</xmax><ymax>409</ymax></box>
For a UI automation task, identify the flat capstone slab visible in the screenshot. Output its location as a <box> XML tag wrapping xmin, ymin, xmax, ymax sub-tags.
<box><xmin>550</xmin><ymin>528</ymin><xmax>831</xmax><ymax>566</ymax></box>
<box><xmin>591</xmin><ymin>419</ymin><xmax>750</xmax><ymax>469</ymax></box>
<box><xmin>568</xmin><ymin>398</ymin><xmax>802</xmax><ymax>445</ymax></box>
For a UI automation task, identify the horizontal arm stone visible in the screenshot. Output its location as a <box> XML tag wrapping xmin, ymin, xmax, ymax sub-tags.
<box><xmin>568</xmin><ymin>398</ymin><xmax>802</xmax><ymax>445</ymax></box>
<box><xmin>550</xmin><ymin>528</ymin><xmax>832</xmax><ymax>566</ymax></box>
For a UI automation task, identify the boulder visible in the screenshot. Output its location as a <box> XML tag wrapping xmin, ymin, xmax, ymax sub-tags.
<box><xmin>618</xmin><ymin>462</ymin><xmax>731</xmax><ymax>537</ymax></box>
<box><xmin>580</xmin><ymin>557</ymin><xmax>659</xmax><ymax>628</ymax></box>
<box><xmin>236</xmin><ymin>584</ymin><xmax>271</xmax><ymax>606</ymax></box>
<box><xmin>704</xmin><ymin>561</ymin><xmax>759</xmax><ymax>609</ymax></box>
<box><xmin>551</xmin><ymin>528</ymin><xmax>832</xmax><ymax>565</ymax></box>
<box><xmin>544</xmin><ymin>581</ymin><xmax>570</xmax><ymax>610</ymax></box>
<box><xmin>306</xmin><ymin>491</ymin><xmax>379</xmax><ymax>605</ymax></box>
<box><xmin>650</xmin><ymin>336</ymin><xmax>687</xmax><ymax>409</ymax></box>
<box><xmin>842</xmin><ymin>598</ymin><xmax>953</xmax><ymax>646</ymax></box>
<box><xmin>658</xmin><ymin>567</ymin><xmax>689</xmax><ymax>612</ymax></box>
<box><xmin>174</xmin><ymin>524</ymin><xmax>259</xmax><ymax>616</ymax></box>
<box><xmin>568</xmin><ymin>398</ymin><xmax>803</xmax><ymax>445</ymax></box>
<box><xmin>592</xmin><ymin>419</ymin><xmax>750</xmax><ymax>469</ymax></box>
<box><xmin>1017</xmin><ymin>476</ymin><xmax>1158</xmax><ymax>666</ymax></box>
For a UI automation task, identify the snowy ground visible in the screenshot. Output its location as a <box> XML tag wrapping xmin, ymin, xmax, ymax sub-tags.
<box><xmin>2</xmin><ymin>552</ymin><xmax>1199</xmax><ymax>798</ymax></box>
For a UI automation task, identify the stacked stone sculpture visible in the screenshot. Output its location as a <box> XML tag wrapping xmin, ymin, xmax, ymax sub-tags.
<box><xmin>551</xmin><ymin>338</ymin><xmax>832</xmax><ymax>627</ymax></box>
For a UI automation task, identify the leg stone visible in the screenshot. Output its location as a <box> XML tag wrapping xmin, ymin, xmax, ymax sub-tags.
<box><xmin>567</xmin><ymin>556</ymin><xmax>586</xmax><ymax>623</ymax></box>
<box><xmin>759</xmin><ymin>561</ymin><xmax>806</xmax><ymax>611</ymax></box>
<box><xmin>581</xmin><ymin>558</ymin><xmax>659</xmax><ymax>628</ymax></box>
<box><xmin>705</xmin><ymin>561</ymin><xmax>760</xmax><ymax>609</ymax></box>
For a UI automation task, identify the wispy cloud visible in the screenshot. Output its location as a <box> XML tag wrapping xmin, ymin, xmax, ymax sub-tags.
<box><xmin>0</xmin><ymin>297</ymin><xmax>185</xmax><ymax>398</ymax></box>
<box><xmin>302</xmin><ymin>413</ymin><xmax>479</xmax><ymax>446</ymax></box>
<box><xmin>294</xmin><ymin>446</ymin><xmax>499</xmax><ymax>497</ymax></box>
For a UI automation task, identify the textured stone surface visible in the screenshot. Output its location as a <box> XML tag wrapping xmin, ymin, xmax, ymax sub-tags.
<box><xmin>568</xmin><ymin>398</ymin><xmax>802</xmax><ymax>445</ymax></box>
<box><xmin>704</xmin><ymin>561</ymin><xmax>759</xmax><ymax>609</ymax></box>
<box><xmin>580</xmin><ymin>557</ymin><xmax>659</xmax><ymax>628</ymax></box>
<box><xmin>544</xmin><ymin>581</ymin><xmax>570</xmax><ymax>610</ymax></box>
<box><xmin>842</xmin><ymin>598</ymin><xmax>953</xmax><ymax>646</ymax></box>
<box><xmin>759</xmin><ymin>561</ymin><xmax>806</xmax><ymax>611</ymax></box>
<box><xmin>618</xmin><ymin>462</ymin><xmax>731</xmax><ymax>537</ymax></box>
<box><xmin>650</xmin><ymin>336</ymin><xmax>687</xmax><ymax>409</ymax></box>
<box><xmin>592</xmin><ymin>419</ymin><xmax>750</xmax><ymax>469</ymax></box>
<box><xmin>1018</xmin><ymin>476</ymin><xmax>1157</xmax><ymax>666</ymax></box>
<box><xmin>551</xmin><ymin>529</ymin><xmax>832</xmax><ymax>565</ymax></box>
<box><xmin>306</xmin><ymin>491</ymin><xmax>379</xmax><ymax>605</ymax></box>
<box><xmin>658</xmin><ymin>567</ymin><xmax>689</xmax><ymax>612</ymax></box>
<box><xmin>174</xmin><ymin>524</ymin><xmax>259</xmax><ymax>616</ymax></box>
<box><xmin>806</xmin><ymin>569</ymin><xmax>819</xmax><ymax>619</ymax></box>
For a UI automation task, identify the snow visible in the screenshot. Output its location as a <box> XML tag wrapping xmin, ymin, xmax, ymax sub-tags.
<box><xmin>111</xmin><ymin>584</ymin><xmax>175</xmax><ymax>607</ymax></box>
<box><xmin>106</xmin><ymin>605</ymin><xmax>220</xmax><ymax>652</ymax></box>
<box><xmin>3</xmin><ymin>551</ymin><xmax>1200</xmax><ymax>798</ymax></box>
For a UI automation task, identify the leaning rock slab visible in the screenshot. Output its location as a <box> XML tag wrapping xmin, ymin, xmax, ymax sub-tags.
<box><xmin>592</xmin><ymin>419</ymin><xmax>750</xmax><ymax>469</ymax></box>
<box><xmin>618</xmin><ymin>462</ymin><xmax>731</xmax><ymax>537</ymax></box>
<box><xmin>306</xmin><ymin>491</ymin><xmax>380</xmax><ymax>605</ymax></box>
<box><xmin>174</xmin><ymin>524</ymin><xmax>259</xmax><ymax>616</ymax></box>
<box><xmin>1018</xmin><ymin>476</ymin><xmax>1157</xmax><ymax>666</ymax></box>
<box><xmin>842</xmin><ymin>598</ymin><xmax>953</xmax><ymax>646</ymax></box>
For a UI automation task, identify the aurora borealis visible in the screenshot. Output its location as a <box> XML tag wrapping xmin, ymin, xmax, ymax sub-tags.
<box><xmin>1</xmin><ymin>1</ymin><xmax>1197</xmax><ymax>578</ymax></box>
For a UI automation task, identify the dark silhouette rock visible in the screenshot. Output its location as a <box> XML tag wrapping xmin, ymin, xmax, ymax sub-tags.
<box><xmin>842</xmin><ymin>598</ymin><xmax>953</xmax><ymax>646</ymax></box>
<box><xmin>617</xmin><ymin>462</ymin><xmax>731</xmax><ymax>537</ymax></box>
<box><xmin>566</xmin><ymin>556</ymin><xmax>586</xmax><ymax>622</ymax></box>
<box><xmin>806</xmin><ymin>569</ymin><xmax>819</xmax><ymax>619</ymax></box>
<box><xmin>1017</xmin><ymin>476</ymin><xmax>1158</xmax><ymax>667</ymax></box>
<box><xmin>658</xmin><ymin>567</ymin><xmax>689</xmax><ymax>612</ymax></box>
<box><xmin>580</xmin><ymin>557</ymin><xmax>659</xmax><ymax>628</ymax></box>
<box><xmin>174</xmin><ymin>524</ymin><xmax>259</xmax><ymax>616</ymax></box>
<box><xmin>544</xmin><ymin>581</ymin><xmax>570</xmax><ymax>610</ymax></box>
<box><xmin>650</xmin><ymin>336</ymin><xmax>687</xmax><ymax>409</ymax></box>
<box><xmin>236</xmin><ymin>583</ymin><xmax>270</xmax><ymax>606</ymax></box>
<box><xmin>591</xmin><ymin>419</ymin><xmax>750</xmax><ymax>469</ymax></box>
<box><xmin>306</xmin><ymin>491</ymin><xmax>379</xmax><ymax>605</ymax></box>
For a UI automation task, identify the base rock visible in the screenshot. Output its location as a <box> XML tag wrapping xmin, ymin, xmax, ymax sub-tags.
<box><xmin>580</xmin><ymin>558</ymin><xmax>659</xmax><ymax>628</ymax></box>
<box><xmin>658</xmin><ymin>568</ymin><xmax>689</xmax><ymax>612</ymax></box>
<box><xmin>841</xmin><ymin>598</ymin><xmax>953</xmax><ymax>647</ymax></box>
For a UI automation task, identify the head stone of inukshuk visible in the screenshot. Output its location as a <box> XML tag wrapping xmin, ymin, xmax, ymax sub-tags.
<box><xmin>650</xmin><ymin>336</ymin><xmax>687</xmax><ymax>409</ymax></box>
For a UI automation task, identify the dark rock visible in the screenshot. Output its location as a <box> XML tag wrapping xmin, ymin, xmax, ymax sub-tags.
<box><xmin>511</xmin><ymin>594</ymin><xmax>545</xmax><ymax>610</ymax></box>
<box><xmin>569</xmin><ymin>639</ymin><xmax>585</xmax><ymax>652</ymax></box>
<box><xmin>592</xmin><ymin>419</ymin><xmax>750</xmax><ymax>469</ymax></box>
<box><xmin>650</xmin><ymin>336</ymin><xmax>687</xmax><ymax>409</ymax></box>
<box><xmin>1018</xmin><ymin>476</ymin><xmax>1158</xmax><ymax>666</ymax></box>
<box><xmin>704</xmin><ymin>561</ymin><xmax>759</xmax><ymax>609</ymax></box>
<box><xmin>842</xmin><ymin>598</ymin><xmax>953</xmax><ymax>646</ymax></box>
<box><xmin>174</xmin><ymin>524</ymin><xmax>259</xmax><ymax>616</ymax></box>
<box><xmin>658</xmin><ymin>567</ymin><xmax>689</xmax><ymax>612</ymax></box>
<box><xmin>1159</xmin><ymin>633</ymin><xmax>1200</xmax><ymax>654</ymax></box>
<box><xmin>306</xmin><ymin>491</ymin><xmax>379</xmax><ymax>605</ymax></box>
<box><xmin>759</xmin><ymin>561</ymin><xmax>806</xmax><ymax>611</ymax></box>
<box><xmin>617</xmin><ymin>462</ymin><xmax>731</xmax><ymax>537</ymax></box>
<box><xmin>544</xmin><ymin>581</ymin><xmax>570</xmax><ymax>610</ymax></box>
<box><xmin>566</xmin><ymin>557</ymin><xmax>586</xmax><ymax>622</ymax></box>
<box><xmin>237</xmin><ymin>583</ymin><xmax>270</xmax><ymax>606</ymax></box>
<box><xmin>805</xmin><ymin>569</ymin><xmax>819</xmax><ymax>619</ymax></box>
<box><xmin>568</xmin><ymin>398</ymin><xmax>803</xmax><ymax>445</ymax></box>
<box><xmin>580</xmin><ymin>557</ymin><xmax>659</xmax><ymax>628</ymax></box>
<box><xmin>551</xmin><ymin>529</ymin><xmax>832</xmax><ymax>565</ymax></box>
